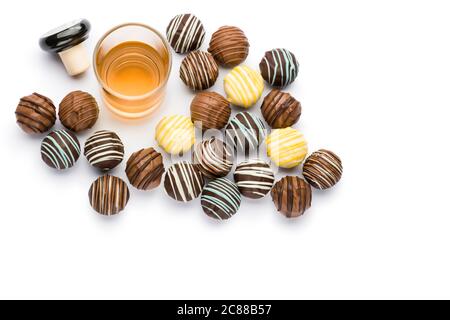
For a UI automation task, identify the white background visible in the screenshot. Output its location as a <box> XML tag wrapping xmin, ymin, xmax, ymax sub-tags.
<box><xmin>1</xmin><ymin>0</ymin><xmax>450</xmax><ymax>300</ymax></box>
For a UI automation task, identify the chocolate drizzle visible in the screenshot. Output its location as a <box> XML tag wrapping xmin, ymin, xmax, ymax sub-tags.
<box><xmin>15</xmin><ymin>93</ymin><xmax>56</xmax><ymax>134</ymax></box>
<box><xmin>271</xmin><ymin>176</ymin><xmax>312</xmax><ymax>218</ymax></box>
<box><xmin>59</xmin><ymin>91</ymin><xmax>99</xmax><ymax>132</ymax></box>
<box><xmin>126</xmin><ymin>148</ymin><xmax>165</xmax><ymax>191</ymax></box>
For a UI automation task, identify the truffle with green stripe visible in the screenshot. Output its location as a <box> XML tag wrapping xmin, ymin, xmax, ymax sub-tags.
<box><xmin>201</xmin><ymin>178</ymin><xmax>242</xmax><ymax>220</ymax></box>
<box><xmin>259</xmin><ymin>48</ymin><xmax>299</xmax><ymax>88</ymax></box>
<box><xmin>225</xmin><ymin>112</ymin><xmax>266</xmax><ymax>154</ymax></box>
<box><xmin>40</xmin><ymin>130</ymin><xmax>81</xmax><ymax>170</ymax></box>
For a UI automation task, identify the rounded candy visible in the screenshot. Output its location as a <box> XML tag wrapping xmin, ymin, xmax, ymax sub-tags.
<box><xmin>192</xmin><ymin>138</ymin><xmax>233</xmax><ymax>179</ymax></box>
<box><xmin>225</xmin><ymin>112</ymin><xmax>266</xmax><ymax>153</ymax></box>
<box><xmin>164</xmin><ymin>161</ymin><xmax>205</xmax><ymax>202</ymax></box>
<box><xmin>208</xmin><ymin>26</ymin><xmax>249</xmax><ymax>67</ymax></box>
<box><xmin>180</xmin><ymin>51</ymin><xmax>219</xmax><ymax>91</ymax></box>
<box><xmin>224</xmin><ymin>66</ymin><xmax>264</xmax><ymax>108</ymax></box>
<box><xmin>88</xmin><ymin>175</ymin><xmax>130</xmax><ymax>216</ymax></box>
<box><xmin>266</xmin><ymin>127</ymin><xmax>308</xmax><ymax>168</ymax></box>
<box><xmin>261</xmin><ymin>89</ymin><xmax>301</xmax><ymax>129</ymax></box>
<box><xmin>234</xmin><ymin>159</ymin><xmax>275</xmax><ymax>199</ymax></box>
<box><xmin>166</xmin><ymin>14</ymin><xmax>205</xmax><ymax>54</ymax></box>
<box><xmin>303</xmin><ymin>149</ymin><xmax>343</xmax><ymax>190</ymax></box>
<box><xmin>40</xmin><ymin>130</ymin><xmax>81</xmax><ymax>170</ymax></box>
<box><xmin>59</xmin><ymin>90</ymin><xmax>99</xmax><ymax>132</ymax></box>
<box><xmin>271</xmin><ymin>176</ymin><xmax>311</xmax><ymax>218</ymax></box>
<box><xmin>84</xmin><ymin>130</ymin><xmax>124</xmax><ymax>171</ymax></box>
<box><xmin>259</xmin><ymin>48</ymin><xmax>299</xmax><ymax>88</ymax></box>
<box><xmin>201</xmin><ymin>178</ymin><xmax>241</xmax><ymax>220</ymax></box>
<box><xmin>126</xmin><ymin>147</ymin><xmax>165</xmax><ymax>191</ymax></box>
<box><xmin>155</xmin><ymin>115</ymin><xmax>195</xmax><ymax>155</ymax></box>
<box><xmin>15</xmin><ymin>93</ymin><xmax>56</xmax><ymax>134</ymax></box>
<box><xmin>190</xmin><ymin>92</ymin><xmax>231</xmax><ymax>131</ymax></box>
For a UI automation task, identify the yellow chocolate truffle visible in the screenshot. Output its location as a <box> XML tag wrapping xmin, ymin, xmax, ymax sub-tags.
<box><xmin>266</xmin><ymin>128</ymin><xmax>308</xmax><ymax>168</ymax></box>
<box><xmin>156</xmin><ymin>115</ymin><xmax>195</xmax><ymax>155</ymax></box>
<box><xmin>224</xmin><ymin>66</ymin><xmax>264</xmax><ymax>108</ymax></box>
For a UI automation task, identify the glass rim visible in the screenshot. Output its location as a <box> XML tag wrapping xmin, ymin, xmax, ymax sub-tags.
<box><xmin>93</xmin><ymin>22</ymin><xmax>173</xmax><ymax>101</ymax></box>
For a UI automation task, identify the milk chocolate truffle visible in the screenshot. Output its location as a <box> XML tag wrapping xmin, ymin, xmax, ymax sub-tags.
<box><xmin>261</xmin><ymin>90</ymin><xmax>301</xmax><ymax>129</ymax></box>
<box><xmin>166</xmin><ymin>14</ymin><xmax>205</xmax><ymax>54</ymax></box>
<box><xmin>193</xmin><ymin>138</ymin><xmax>233</xmax><ymax>179</ymax></box>
<box><xmin>234</xmin><ymin>160</ymin><xmax>275</xmax><ymax>199</ymax></box>
<box><xmin>126</xmin><ymin>147</ymin><xmax>165</xmax><ymax>191</ymax></box>
<box><xmin>225</xmin><ymin>112</ymin><xmax>266</xmax><ymax>153</ymax></box>
<box><xmin>260</xmin><ymin>49</ymin><xmax>299</xmax><ymax>88</ymax></box>
<box><xmin>190</xmin><ymin>92</ymin><xmax>231</xmax><ymax>131</ymax></box>
<box><xmin>201</xmin><ymin>178</ymin><xmax>241</xmax><ymax>220</ymax></box>
<box><xmin>208</xmin><ymin>26</ymin><xmax>249</xmax><ymax>67</ymax></box>
<box><xmin>84</xmin><ymin>130</ymin><xmax>124</xmax><ymax>171</ymax></box>
<box><xmin>271</xmin><ymin>176</ymin><xmax>312</xmax><ymax>218</ymax></box>
<box><xmin>88</xmin><ymin>175</ymin><xmax>130</xmax><ymax>216</ymax></box>
<box><xmin>40</xmin><ymin>130</ymin><xmax>81</xmax><ymax>170</ymax></box>
<box><xmin>180</xmin><ymin>51</ymin><xmax>219</xmax><ymax>91</ymax></box>
<box><xmin>303</xmin><ymin>149</ymin><xmax>343</xmax><ymax>190</ymax></box>
<box><xmin>164</xmin><ymin>161</ymin><xmax>205</xmax><ymax>202</ymax></box>
<box><xmin>15</xmin><ymin>93</ymin><xmax>56</xmax><ymax>134</ymax></box>
<box><xmin>59</xmin><ymin>90</ymin><xmax>99</xmax><ymax>132</ymax></box>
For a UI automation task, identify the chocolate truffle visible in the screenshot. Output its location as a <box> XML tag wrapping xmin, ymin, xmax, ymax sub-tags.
<box><xmin>155</xmin><ymin>115</ymin><xmax>195</xmax><ymax>155</ymax></box>
<box><xmin>15</xmin><ymin>93</ymin><xmax>56</xmax><ymax>134</ymax></box>
<box><xmin>88</xmin><ymin>175</ymin><xmax>130</xmax><ymax>216</ymax></box>
<box><xmin>164</xmin><ymin>161</ymin><xmax>205</xmax><ymax>202</ymax></box>
<box><xmin>126</xmin><ymin>147</ymin><xmax>165</xmax><ymax>191</ymax></box>
<box><xmin>234</xmin><ymin>159</ymin><xmax>275</xmax><ymax>199</ymax></box>
<box><xmin>192</xmin><ymin>138</ymin><xmax>233</xmax><ymax>179</ymax></box>
<box><xmin>190</xmin><ymin>92</ymin><xmax>231</xmax><ymax>131</ymax></box>
<box><xmin>59</xmin><ymin>90</ymin><xmax>99</xmax><ymax>132</ymax></box>
<box><xmin>266</xmin><ymin>128</ymin><xmax>308</xmax><ymax>168</ymax></box>
<box><xmin>208</xmin><ymin>26</ymin><xmax>249</xmax><ymax>67</ymax></box>
<box><xmin>271</xmin><ymin>176</ymin><xmax>312</xmax><ymax>218</ymax></box>
<box><xmin>84</xmin><ymin>130</ymin><xmax>124</xmax><ymax>171</ymax></box>
<box><xmin>166</xmin><ymin>14</ymin><xmax>205</xmax><ymax>54</ymax></box>
<box><xmin>201</xmin><ymin>178</ymin><xmax>241</xmax><ymax>220</ymax></box>
<box><xmin>259</xmin><ymin>48</ymin><xmax>299</xmax><ymax>88</ymax></box>
<box><xmin>225</xmin><ymin>112</ymin><xmax>266</xmax><ymax>153</ymax></box>
<box><xmin>180</xmin><ymin>51</ymin><xmax>219</xmax><ymax>91</ymax></box>
<box><xmin>302</xmin><ymin>149</ymin><xmax>343</xmax><ymax>190</ymax></box>
<box><xmin>224</xmin><ymin>66</ymin><xmax>264</xmax><ymax>108</ymax></box>
<box><xmin>261</xmin><ymin>89</ymin><xmax>301</xmax><ymax>129</ymax></box>
<box><xmin>40</xmin><ymin>130</ymin><xmax>81</xmax><ymax>170</ymax></box>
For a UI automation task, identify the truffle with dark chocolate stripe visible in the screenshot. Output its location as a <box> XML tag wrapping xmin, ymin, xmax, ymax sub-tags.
<box><xmin>261</xmin><ymin>89</ymin><xmax>301</xmax><ymax>129</ymax></box>
<box><xmin>126</xmin><ymin>147</ymin><xmax>165</xmax><ymax>191</ymax></box>
<box><xmin>201</xmin><ymin>178</ymin><xmax>241</xmax><ymax>220</ymax></box>
<box><xmin>192</xmin><ymin>138</ymin><xmax>233</xmax><ymax>179</ymax></box>
<box><xmin>164</xmin><ymin>161</ymin><xmax>205</xmax><ymax>202</ymax></box>
<box><xmin>166</xmin><ymin>14</ymin><xmax>205</xmax><ymax>54</ymax></box>
<box><xmin>234</xmin><ymin>159</ymin><xmax>275</xmax><ymax>199</ymax></box>
<box><xmin>302</xmin><ymin>149</ymin><xmax>343</xmax><ymax>190</ymax></box>
<box><xmin>259</xmin><ymin>48</ymin><xmax>299</xmax><ymax>88</ymax></box>
<box><xmin>190</xmin><ymin>92</ymin><xmax>231</xmax><ymax>131</ymax></box>
<box><xmin>180</xmin><ymin>51</ymin><xmax>219</xmax><ymax>91</ymax></box>
<box><xmin>15</xmin><ymin>93</ymin><xmax>56</xmax><ymax>134</ymax></box>
<box><xmin>225</xmin><ymin>112</ymin><xmax>266</xmax><ymax>153</ymax></box>
<box><xmin>88</xmin><ymin>175</ymin><xmax>130</xmax><ymax>216</ymax></box>
<box><xmin>84</xmin><ymin>130</ymin><xmax>124</xmax><ymax>171</ymax></box>
<box><xmin>59</xmin><ymin>90</ymin><xmax>99</xmax><ymax>132</ymax></box>
<box><xmin>208</xmin><ymin>26</ymin><xmax>249</xmax><ymax>67</ymax></box>
<box><xmin>271</xmin><ymin>176</ymin><xmax>312</xmax><ymax>218</ymax></box>
<box><xmin>40</xmin><ymin>130</ymin><xmax>81</xmax><ymax>170</ymax></box>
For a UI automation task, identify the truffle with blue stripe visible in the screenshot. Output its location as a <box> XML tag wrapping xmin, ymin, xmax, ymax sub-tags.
<box><xmin>259</xmin><ymin>48</ymin><xmax>299</xmax><ymax>88</ymax></box>
<box><xmin>201</xmin><ymin>178</ymin><xmax>242</xmax><ymax>220</ymax></box>
<box><xmin>40</xmin><ymin>130</ymin><xmax>81</xmax><ymax>170</ymax></box>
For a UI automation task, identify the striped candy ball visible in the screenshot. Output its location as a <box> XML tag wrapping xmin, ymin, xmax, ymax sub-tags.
<box><xmin>259</xmin><ymin>48</ymin><xmax>299</xmax><ymax>88</ymax></box>
<box><xmin>224</xmin><ymin>66</ymin><xmax>264</xmax><ymax>108</ymax></box>
<box><xmin>303</xmin><ymin>149</ymin><xmax>343</xmax><ymax>190</ymax></box>
<box><xmin>166</xmin><ymin>14</ymin><xmax>205</xmax><ymax>54</ymax></box>
<box><xmin>84</xmin><ymin>130</ymin><xmax>124</xmax><ymax>171</ymax></box>
<box><xmin>164</xmin><ymin>161</ymin><xmax>205</xmax><ymax>202</ymax></box>
<box><xmin>201</xmin><ymin>178</ymin><xmax>241</xmax><ymax>221</ymax></box>
<box><xmin>180</xmin><ymin>51</ymin><xmax>219</xmax><ymax>91</ymax></box>
<box><xmin>155</xmin><ymin>115</ymin><xmax>195</xmax><ymax>155</ymax></box>
<box><xmin>234</xmin><ymin>160</ymin><xmax>275</xmax><ymax>199</ymax></box>
<box><xmin>88</xmin><ymin>175</ymin><xmax>130</xmax><ymax>216</ymax></box>
<box><xmin>192</xmin><ymin>138</ymin><xmax>233</xmax><ymax>179</ymax></box>
<box><xmin>40</xmin><ymin>130</ymin><xmax>81</xmax><ymax>170</ymax></box>
<box><xmin>126</xmin><ymin>148</ymin><xmax>165</xmax><ymax>191</ymax></box>
<box><xmin>271</xmin><ymin>176</ymin><xmax>312</xmax><ymax>218</ymax></box>
<box><xmin>266</xmin><ymin>127</ymin><xmax>308</xmax><ymax>168</ymax></box>
<box><xmin>225</xmin><ymin>112</ymin><xmax>266</xmax><ymax>153</ymax></box>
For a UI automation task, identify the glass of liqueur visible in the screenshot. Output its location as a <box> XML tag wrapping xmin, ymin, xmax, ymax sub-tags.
<box><xmin>94</xmin><ymin>23</ymin><xmax>172</xmax><ymax>119</ymax></box>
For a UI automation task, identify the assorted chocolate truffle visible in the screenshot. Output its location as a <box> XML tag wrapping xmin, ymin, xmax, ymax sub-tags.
<box><xmin>234</xmin><ymin>160</ymin><xmax>275</xmax><ymax>199</ymax></box>
<box><xmin>261</xmin><ymin>89</ymin><xmax>301</xmax><ymax>129</ymax></box>
<box><xmin>180</xmin><ymin>51</ymin><xmax>219</xmax><ymax>91</ymax></box>
<box><xmin>84</xmin><ymin>130</ymin><xmax>124</xmax><ymax>171</ymax></box>
<box><xmin>59</xmin><ymin>90</ymin><xmax>99</xmax><ymax>132</ymax></box>
<box><xmin>190</xmin><ymin>92</ymin><xmax>231</xmax><ymax>131</ymax></box>
<box><xmin>303</xmin><ymin>149</ymin><xmax>343</xmax><ymax>190</ymax></box>
<box><xmin>259</xmin><ymin>48</ymin><xmax>299</xmax><ymax>88</ymax></box>
<box><xmin>166</xmin><ymin>14</ymin><xmax>206</xmax><ymax>54</ymax></box>
<box><xmin>208</xmin><ymin>26</ymin><xmax>249</xmax><ymax>67</ymax></box>
<box><xmin>40</xmin><ymin>130</ymin><xmax>81</xmax><ymax>170</ymax></box>
<box><xmin>193</xmin><ymin>138</ymin><xmax>233</xmax><ymax>179</ymax></box>
<box><xmin>224</xmin><ymin>66</ymin><xmax>264</xmax><ymax>108</ymax></box>
<box><xmin>155</xmin><ymin>115</ymin><xmax>195</xmax><ymax>155</ymax></box>
<box><xmin>266</xmin><ymin>127</ymin><xmax>308</xmax><ymax>168</ymax></box>
<box><xmin>15</xmin><ymin>93</ymin><xmax>56</xmax><ymax>134</ymax></box>
<box><xmin>88</xmin><ymin>175</ymin><xmax>130</xmax><ymax>216</ymax></box>
<box><xmin>225</xmin><ymin>112</ymin><xmax>266</xmax><ymax>153</ymax></box>
<box><xmin>126</xmin><ymin>147</ymin><xmax>165</xmax><ymax>191</ymax></box>
<box><xmin>271</xmin><ymin>176</ymin><xmax>312</xmax><ymax>218</ymax></box>
<box><xmin>164</xmin><ymin>161</ymin><xmax>205</xmax><ymax>202</ymax></box>
<box><xmin>201</xmin><ymin>178</ymin><xmax>241</xmax><ymax>221</ymax></box>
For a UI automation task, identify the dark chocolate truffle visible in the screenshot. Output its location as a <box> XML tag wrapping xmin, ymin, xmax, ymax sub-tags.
<box><xmin>164</xmin><ymin>161</ymin><xmax>205</xmax><ymax>202</ymax></box>
<box><xmin>180</xmin><ymin>51</ymin><xmax>219</xmax><ymax>91</ymax></box>
<box><xmin>261</xmin><ymin>89</ymin><xmax>301</xmax><ymax>129</ymax></box>
<box><xmin>166</xmin><ymin>14</ymin><xmax>205</xmax><ymax>54</ymax></box>
<box><xmin>40</xmin><ymin>130</ymin><xmax>81</xmax><ymax>170</ymax></box>
<box><xmin>84</xmin><ymin>130</ymin><xmax>124</xmax><ymax>171</ymax></box>
<box><xmin>88</xmin><ymin>175</ymin><xmax>130</xmax><ymax>216</ymax></box>
<box><xmin>201</xmin><ymin>178</ymin><xmax>241</xmax><ymax>220</ymax></box>
<box><xmin>190</xmin><ymin>92</ymin><xmax>231</xmax><ymax>131</ymax></box>
<box><xmin>271</xmin><ymin>176</ymin><xmax>312</xmax><ymax>218</ymax></box>
<box><xmin>302</xmin><ymin>149</ymin><xmax>343</xmax><ymax>190</ymax></box>
<box><xmin>208</xmin><ymin>26</ymin><xmax>249</xmax><ymax>67</ymax></box>
<box><xmin>259</xmin><ymin>48</ymin><xmax>299</xmax><ymax>88</ymax></box>
<box><xmin>15</xmin><ymin>93</ymin><xmax>56</xmax><ymax>134</ymax></box>
<box><xmin>59</xmin><ymin>90</ymin><xmax>99</xmax><ymax>132</ymax></box>
<box><xmin>126</xmin><ymin>147</ymin><xmax>165</xmax><ymax>191</ymax></box>
<box><xmin>225</xmin><ymin>112</ymin><xmax>266</xmax><ymax>153</ymax></box>
<box><xmin>234</xmin><ymin>159</ymin><xmax>275</xmax><ymax>199</ymax></box>
<box><xmin>192</xmin><ymin>138</ymin><xmax>233</xmax><ymax>179</ymax></box>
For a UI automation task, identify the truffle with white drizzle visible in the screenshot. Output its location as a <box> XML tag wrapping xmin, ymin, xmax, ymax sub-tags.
<box><xmin>84</xmin><ymin>130</ymin><xmax>124</xmax><ymax>171</ymax></box>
